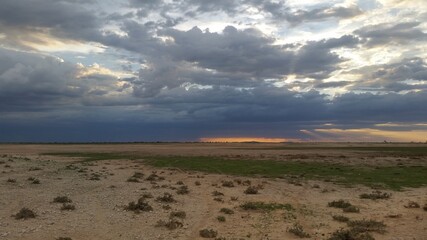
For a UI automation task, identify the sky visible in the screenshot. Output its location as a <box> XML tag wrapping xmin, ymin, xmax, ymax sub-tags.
<box><xmin>0</xmin><ymin>0</ymin><xmax>427</xmax><ymax>142</ymax></box>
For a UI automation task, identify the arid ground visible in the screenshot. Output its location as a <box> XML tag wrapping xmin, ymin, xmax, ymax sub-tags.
<box><xmin>0</xmin><ymin>143</ymin><xmax>426</xmax><ymax>240</ymax></box>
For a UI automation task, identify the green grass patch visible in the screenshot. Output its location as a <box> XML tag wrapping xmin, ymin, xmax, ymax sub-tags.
<box><xmin>45</xmin><ymin>152</ymin><xmax>427</xmax><ymax>190</ymax></box>
<box><xmin>238</xmin><ymin>146</ymin><xmax>427</xmax><ymax>156</ymax></box>
<box><xmin>144</xmin><ymin>156</ymin><xmax>427</xmax><ymax>190</ymax></box>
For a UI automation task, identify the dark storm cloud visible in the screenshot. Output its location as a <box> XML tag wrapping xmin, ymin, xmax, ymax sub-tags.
<box><xmin>0</xmin><ymin>49</ymin><xmax>128</xmax><ymax>112</ymax></box>
<box><xmin>354</xmin><ymin>22</ymin><xmax>427</xmax><ymax>47</ymax></box>
<box><xmin>0</xmin><ymin>49</ymin><xmax>82</xmax><ymax>110</ymax></box>
<box><xmin>330</xmin><ymin>91</ymin><xmax>427</xmax><ymax>122</ymax></box>
<box><xmin>100</xmin><ymin>20</ymin><xmax>162</xmax><ymax>54</ymax></box>
<box><xmin>0</xmin><ymin>0</ymin><xmax>426</xmax><ymax>142</ymax></box>
<box><xmin>129</xmin><ymin>26</ymin><xmax>355</xmax><ymax>97</ymax></box>
<box><xmin>0</xmin><ymin>0</ymin><xmax>101</xmax><ymax>41</ymax></box>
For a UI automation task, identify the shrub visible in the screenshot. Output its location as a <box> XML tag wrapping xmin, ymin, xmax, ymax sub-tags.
<box><xmin>29</xmin><ymin>167</ymin><xmax>42</xmax><ymax>171</ymax></box>
<box><xmin>332</xmin><ymin>215</ymin><xmax>349</xmax><ymax>222</ymax></box>
<box><xmin>244</xmin><ymin>186</ymin><xmax>258</xmax><ymax>194</ymax></box>
<box><xmin>217</xmin><ymin>216</ymin><xmax>226</xmax><ymax>222</ymax></box>
<box><xmin>195</xmin><ymin>181</ymin><xmax>201</xmax><ymax>186</ymax></box>
<box><xmin>89</xmin><ymin>173</ymin><xmax>101</xmax><ymax>181</ymax></box>
<box><xmin>61</xmin><ymin>203</ymin><xmax>76</xmax><ymax>211</ymax></box>
<box><xmin>125</xmin><ymin>197</ymin><xmax>153</xmax><ymax>213</ymax></box>
<box><xmin>56</xmin><ymin>237</ymin><xmax>72</xmax><ymax>240</ymax></box>
<box><xmin>220</xmin><ymin>208</ymin><xmax>234</xmax><ymax>214</ymax></box>
<box><xmin>423</xmin><ymin>203</ymin><xmax>427</xmax><ymax>211</ymax></box>
<box><xmin>31</xmin><ymin>179</ymin><xmax>40</xmax><ymax>184</ymax></box>
<box><xmin>176</xmin><ymin>181</ymin><xmax>184</xmax><ymax>185</ymax></box>
<box><xmin>328</xmin><ymin>228</ymin><xmax>374</xmax><ymax>240</ymax></box>
<box><xmin>288</xmin><ymin>223</ymin><xmax>310</xmax><ymax>238</ymax></box>
<box><xmin>242</xmin><ymin>180</ymin><xmax>251</xmax><ymax>186</ymax></box>
<box><xmin>404</xmin><ymin>201</ymin><xmax>420</xmax><ymax>208</ymax></box>
<box><xmin>155</xmin><ymin>219</ymin><xmax>183</xmax><ymax>230</ymax></box>
<box><xmin>142</xmin><ymin>193</ymin><xmax>153</xmax><ymax>198</ymax></box>
<box><xmin>7</xmin><ymin>178</ymin><xmax>16</xmax><ymax>183</ymax></box>
<box><xmin>328</xmin><ymin>200</ymin><xmax>352</xmax><ymax>209</ymax></box>
<box><xmin>53</xmin><ymin>196</ymin><xmax>72</xmax><ymax>203</ymax></box>
<box><xmin>359</xmin><ymin>191</ymin><xmax>391</xmax><ymax>200</ymax></box>
<box><xmin>127</xmin><ymin>177</ymin><xmax>140</xmax><ymax>182</ymax></box>
<box><xmin>156</xmin><ymin>193</ymin><xmax>176</xmax><ymax>203</ymax></box>
<box><xmin>347</xmin><ymin>219</ymin><xmax>386</xmax><ymax>233</ymax></box>
<box><xmin>328</xmin><ymin>200</ymin><xmax>360</xmax><ymax>213</ymax></box>
<box><xmin>132</xmin><ymin>172</ymin><xmax>144</xmax><ymax>179</ymax></box>
<box><xmin>199</xmin><ymin>229</ymin><xmax>218</xmax><ymax>238</ymax></box>
<box><xmin>343</xmin><ymin>206</ymin><xmax>360</xmax><ymax>213</ymax></box>
<box><xmin>240</xmin><ymin>202</ymin><xmax>293</xmax><ymax>211</ymax></box>
<box><xmin>170</xmin><ymin>211</ymin><xmax>186</xmax><ymax>219</ymax></box>
<box><xmin>212</xmin><ymin>191</ymin><xmax>224</xmax><ymax>196</ymax></box>
<box><xmin>13</xmin><ymin>208</ymin><xmax>36</xmax><ymax>220</ymax></box>
<box><xmin>222</xmin><ymin>181</ymin><xmax>234</xmax><ymax>187</ymax></box>
<box><xmin>176</xmin><ymin>185</ymin><xmax>189</xmax><ymax>195</ymax></box>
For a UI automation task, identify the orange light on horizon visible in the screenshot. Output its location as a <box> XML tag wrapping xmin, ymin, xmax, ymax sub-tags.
<box><xmin>199</xmin><ymin>137</ymin><xmax>298</xmax><ymax>143</ymax></box>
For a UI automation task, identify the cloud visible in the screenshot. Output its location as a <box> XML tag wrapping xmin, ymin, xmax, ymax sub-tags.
<box><xmin>284</xmin><ymin>5</ymin><xmax>363</xmax><ymax>25</ymax></box>
<box><xmin>354</xmin><ymin>22</ymin><xmax>427</xmax><ymax>47</ymax></box>
<box><xmin>349</xmin><ymin>58</ymin><xmax>427</xmax><ymax>92</ymax></box>
<box><xmin>0</xmin><ymin>48</ymin><xmax>130</xmax><ymax>112</ymax></box>
<box><xmin>127</xmin><ymin>26</ymin><xmax>355</xmax><ymax>97</ymax></box>
<box><xmin>128</xmin><ymin>0</ymin><xmax>363</xmax><ymax>26</ymax></box>
<box><xmin>0</xmin><ymin>0</ymin><xmax>101</xmax><ymax>41</ymax></box>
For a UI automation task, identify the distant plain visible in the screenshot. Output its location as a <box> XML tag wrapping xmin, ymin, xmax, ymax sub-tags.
<box><xmin>0</xmin><ymin>143</ymin><xmax>426</xmax><ymax>239</ymax></box>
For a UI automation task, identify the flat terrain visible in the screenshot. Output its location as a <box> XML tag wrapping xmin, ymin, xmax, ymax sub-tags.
<box><xmin>0</xmin><ymin>143</ymin><xmax>426</xmax><ymax>240</ymax></box>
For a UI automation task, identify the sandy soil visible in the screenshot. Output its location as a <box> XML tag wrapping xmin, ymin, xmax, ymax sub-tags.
<box><xmin>0</xmin><ymin>143</ymin><xmax>426</xmax><ymax>240</ymax></box>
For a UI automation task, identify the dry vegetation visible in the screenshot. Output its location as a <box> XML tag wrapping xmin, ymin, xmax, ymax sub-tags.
<box><xmin>0</xmin><ymin>143</ymin><xmax>426</xmax><ymax>239</ymax></box>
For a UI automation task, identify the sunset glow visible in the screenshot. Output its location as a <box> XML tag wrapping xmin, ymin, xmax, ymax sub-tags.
<box><xmin>200</xmin><ymin>137</ymin><xmax>294</xmax><ymax>143</ymax></box>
